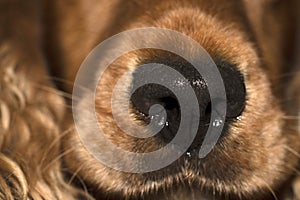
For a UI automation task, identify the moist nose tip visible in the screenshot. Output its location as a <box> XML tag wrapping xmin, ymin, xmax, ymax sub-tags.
<box><xmin>130</xmin><ymin>60</ymin><xmax>246</xmax><ymax>146</ymax></box>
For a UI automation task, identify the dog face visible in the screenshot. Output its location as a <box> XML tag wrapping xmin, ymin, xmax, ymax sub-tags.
<box><xmin>62</xmin><ymin>0</ymin><xmax>300</xmax><ymax>199</ymax></box>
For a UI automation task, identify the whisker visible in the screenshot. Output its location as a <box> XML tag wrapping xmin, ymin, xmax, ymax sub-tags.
<box><xmin>31</xmin><ymin>77</ymin><xmax>94</xmax><ymax>102</ymax></box>
<box><xmin>46</xmin><ymin>76</ymin><xmax>76</xmax><ymax>87</ymax></box>
<box><xmin>270</xmin><ymin>70</ymin><xmax>300</xmax><ymax>81</ymax></box>
<box><xmin>42</xmin><ymin>147</ymin><xmax>76</xmax><ymax>173</ymax></box>
<box><xmin>30</xmin><ymin>83</ymin><xmax>88</xmax><ymax>109</ymax></box>
<box><xmin>67</xmin><ymin>164</ymin><xmax>85</xmax><ymax>185</ymax></box>
<box><xmin>282</xmin><ymin>116</ymin><xmax>300</xmax><ymax>120</ymax></box>
<box><xmin>278</xmin><ymin>98</ymin><xmax>300</xmax><ymax>103</ymax></box>
<box><xmin>256</xmin><ymin>176</ymin><xmax>278</xmax><ymax>200</ymax></box>
<box><xmin>46</xmin><ymin>76</ymin><xmax>93</xmax><ymax>94</ymax></box>
<box><xmin>40</xmin><ymin>127</ymin><xmax>75</xmax><ymax>168</ymax></box>
<box><xmin>62</xmin><ymin>165</ymin><xmax>94</xmax><ymax>200</ymax></box>
<box><xmin>31</xmin><ymin>83</ymin><xmax>74</xmax><ymax>101</ymax></box>
<box><xmin>72</xmin><ymin>172</ymin><xmax>90</xmax><ymax>199</ymax></box>
<box><xmin>284</xmin><ymin>164</ymin><xmax>300</xmax><ymax>176</ymax></box>
<box><xmin>283</xmin><ymin>145</ymin><xmax>300</xmax><ymax>160</ymax></box>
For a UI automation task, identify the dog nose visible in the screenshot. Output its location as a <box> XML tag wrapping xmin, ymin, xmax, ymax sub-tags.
<box><xmin>130</xmin><ymin>60</ymin><xmax>246</xmax><ymax>145</ymax></box>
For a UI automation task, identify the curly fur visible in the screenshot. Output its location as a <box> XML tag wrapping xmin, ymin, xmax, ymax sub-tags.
<box><xmin>0</xmin><ymin>49</ymin><xmax>73</xmax><ymax>199</ymax></box>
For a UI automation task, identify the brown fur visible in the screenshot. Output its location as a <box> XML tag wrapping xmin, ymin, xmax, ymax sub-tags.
<box><xmin>0</xmin><ymin>0</ymin><xmax>299</xmax><ymax>199</ymax></box>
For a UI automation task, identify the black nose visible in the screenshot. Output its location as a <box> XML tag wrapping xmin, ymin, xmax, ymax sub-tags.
<box><xmin>130</xmin><ymin>59</ymin><xmax>246</xmax><ymax>146</ymax></box>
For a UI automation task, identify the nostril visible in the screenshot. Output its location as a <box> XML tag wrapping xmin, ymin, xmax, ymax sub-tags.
<box><xmin>130</xmin><ymin>84</ymin><xmax>180</xmax><ymax>122</ymax></box>
<box><xmin>218</xmin><ymin>62</ymin><xmax>246</xmax><ymax>118</ymax></box>
<box><xmin>160</xmin><ymin>97</ymin><xmax>179</xmax><ymax>111</ymax></box>
<box><xmin>204</xmin><ymin>101</ymin><xmax>212</xmax><ymax>116</ymax></box>
<box><xmin>130</xmin><ymin>84</ymin><xmax>181</xmax><ymax>143</ymax></box>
